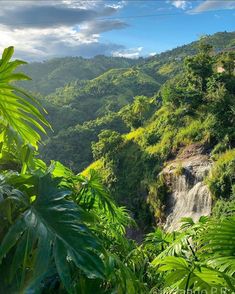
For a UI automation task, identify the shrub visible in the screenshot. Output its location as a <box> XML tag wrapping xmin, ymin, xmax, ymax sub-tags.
<box><xmin>207</xmin><ymin>149</ymin><xmax>235</xmax><ymax>199</ymax></box>
<box><xmin>147</xmin><ymin>174</ymin><xmax>169</xmax><ymax>223</ymax></box>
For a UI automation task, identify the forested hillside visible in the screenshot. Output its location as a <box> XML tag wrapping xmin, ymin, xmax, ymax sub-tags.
<box><xmin>41</xmin><ymin>68</ymin><xmax>160</xmax><ymax>170</ymax></box>
<box><xmin>20</xmin><ymin>31</ymin><xmax>235</xmax><ymax>173</ymax></box>
<box><xmin>0</xmin><ymin>30</ymin><xmax>235</xmax><ymax>293</ymax></box>
<box><xmin>85</xmin><ymin>41</ymin><xmax>235</xmax><ymax>230</ymax></box>
<box><xmin>20</xmin><ymin>55</ymin><xmax>140</xmax><ymax>95</ymax></box>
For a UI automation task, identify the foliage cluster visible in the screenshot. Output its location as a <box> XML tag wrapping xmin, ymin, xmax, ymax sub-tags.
<box><xmin>38</xmin><ymin>68</ymin><xmax>160</xmax><ymax>172</ymax></box>
<box><xmin>42</xmin><ymin>112</ymin><xmax>128</xmax><ymax>172</ymax></box>
<box><xmin>207</xmin><ymin>149</ymin><xmax>235</xmax><ymax>200</ymax></box>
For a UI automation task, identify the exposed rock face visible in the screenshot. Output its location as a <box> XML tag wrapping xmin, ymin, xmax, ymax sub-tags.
<box><xmin>162</xmin><ymin>144</ymin><xmax>212</xmax><ymax>232</ymax></box>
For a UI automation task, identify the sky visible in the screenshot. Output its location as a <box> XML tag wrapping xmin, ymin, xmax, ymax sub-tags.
<box><xmin>0</xmin><ymin>0</ymin><xmax>234</xmax><ymax>61</ymax></box>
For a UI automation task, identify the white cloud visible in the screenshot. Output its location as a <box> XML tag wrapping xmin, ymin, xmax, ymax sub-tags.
<box><xmin>0</xmin><ymin>0</ymin><xmax>129</xmax><ymax>60</ymax></box>
<box><xmin>105</xmin><ymin>1</ymin><xmax>126</xmax><ymax>10</ymax></box>
<box><xmin>149</xmin><ymin>52</ymin><xmax>157</xmax><ymax>57</ymax></box>
<box><xmin>0</xmin><ymin>25</ymin><xmax>124</xmax><ymax>61</ymax></box>
<box><xmin>191</xmin><ymin>0</ymin><xmax>235</xmax><ymax>13</ymax></box>
<box><xmin>61</xmin><ymin>1</ymin><xmax>100</xmax><ymax>9</ymax></box>
<box><xmin>169</xmin><ymin>1</ymin><xmax>189</xmax><ymax>10</ymax></box>
<box><xmin>112</xmin><ymin>47</ymin><xmax>143</xmax><ymax>59</ymax></box>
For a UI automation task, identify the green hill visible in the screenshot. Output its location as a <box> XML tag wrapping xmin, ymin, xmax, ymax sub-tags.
<box><xmin>19</xmin><ymin>55</ymin><xmax>140</xmax><ymax>95</ymax></box>
<box><xmin>40</xmin><ymin>68</ymin><xmax>160</xmax><ymax>170</ymax></box>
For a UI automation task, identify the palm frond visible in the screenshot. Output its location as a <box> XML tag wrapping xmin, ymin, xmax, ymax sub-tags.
<box><xmin>199</xmin><ymin>214</ymin><xmax>235</xmax><ymax>280</ymax></box>
<box><xmin>0</xmin><ymin>47</ymin><xmax>50</xmax><ymax>149</ymax></box>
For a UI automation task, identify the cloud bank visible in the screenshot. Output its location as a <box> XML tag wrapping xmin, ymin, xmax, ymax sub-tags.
<box><xmin>1</xmin><ymin>0</ymin><xmax>234</xmax><ymax>60</ymax></box>
<box><xmin>0</xmin><ymin>0</ymin><xmax>129</xmax><ymax>60</ymax></box>
<box><xmin>112</xmin><ymin>47</ymin><xmax>143</xmax><ymax>59</ymax></box>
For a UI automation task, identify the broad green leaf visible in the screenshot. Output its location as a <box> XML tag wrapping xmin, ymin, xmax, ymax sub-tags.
<box><xmin>54</xmin><ymin>239</ymin><xmax>73</xmax><ymax>292</ymax></box>
<box><xmin>0</xmin><ymin>173</ymin><xmax>105</xmax><ymax>290</ymax></box>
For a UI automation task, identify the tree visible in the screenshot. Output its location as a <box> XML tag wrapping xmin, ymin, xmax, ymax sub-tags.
<box><xmin>184</xmin><ymin>43</ymin><xmax>213</xmax><ymax>91</ymax></box>
<box><xmin>161</xmin><ymin>81</ymin><xmax>182</xmax><ymax>107</ymax></box>
<box><xmin>220</xmin><ymin>51</ymin><xmax>235</xmax><ymax>75</ymax></box>
<box><xmin>120</xmin><ymin>96</ymin><xmax>154</xmax><ymax>129</ymax></box>
<box><xmin>132</xmin><ymin>96</ymin><xmax>152</xmax><ymax>122</ymax></box>
<box><xmin>160</xmin><ymin>44</ymin><xmax>214</xmax><ymax>108</ymax></box>
<box><xmin>92</xmin><ymin>130</ymin><xmax>124</xmax><ymax>160</ymax></box>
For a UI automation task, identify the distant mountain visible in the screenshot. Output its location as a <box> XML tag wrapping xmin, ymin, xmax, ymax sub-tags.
<box><xmin>20</xmin><ymin>55</ymin><xmax>140</xmax><ymax>95</ymax></box>
<box><xmin>145</xmin><ymin>31</ymin><xmax>235</xmax><ymax>63</ymax></box>
<box><xmin>21</xmin><ymin>31</ymin><xmax>235</xmax><ymax>97</ymax></box>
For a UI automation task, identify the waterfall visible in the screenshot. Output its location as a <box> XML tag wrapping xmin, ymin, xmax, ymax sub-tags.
<box><xmin>163</xmin><ymin>155</ymin><xmax>212</xmax><ymax>232</ymax></box>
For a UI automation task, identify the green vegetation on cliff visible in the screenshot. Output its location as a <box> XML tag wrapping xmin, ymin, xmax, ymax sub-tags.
<box><xmin>86</xmin><ymin>41</ymin><xmax>235</xmax><ymax>229</ymax></box>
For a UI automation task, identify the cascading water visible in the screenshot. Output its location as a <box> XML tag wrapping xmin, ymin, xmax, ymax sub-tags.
<box><xmin>163</xmin><ymin>154</ymin><xmax>212</xmax><ymax>232</ymax></box>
